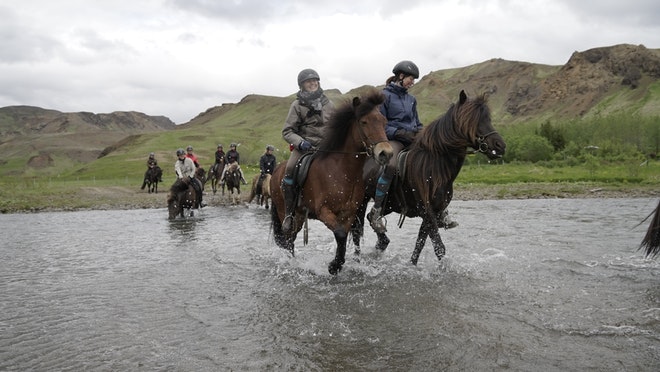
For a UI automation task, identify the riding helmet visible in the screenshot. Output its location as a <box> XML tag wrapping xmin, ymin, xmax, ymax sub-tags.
<box><xmin>266</xmin><ymin>145</ymin><xmax>274</xmax><ymax>151</ymax></box>
<box><xmin>392</xmin><ymin>60</ymin><xmax>419</xmax><ymax>79</ymax></box>
<box><xmin>217</xmin><ymin>144</ymin><xmax>223</xmax><ymax>148</ymax></box>
<box><xmin>230</xmin><ymin>143</ymin><xmax>237</xmax><ymax>148</ymax></box>
<box><xmin>186</xmin><ymin>145</ymin><xmax>193</xmax><ymax>151</ymax></box>
<box><xmin>176</xmin><ymin>148</ymin><xmax>185</xmax><ymax>156</ymax></box>
<box><xmin>297</xmin><ymin>68</ymin><xmax>320</xmax><ymax>86</ymax></box>
<box><xmin>149</xmin><ymin>152</ymin><xmax>155</xmax><ymax>157</ymax></box>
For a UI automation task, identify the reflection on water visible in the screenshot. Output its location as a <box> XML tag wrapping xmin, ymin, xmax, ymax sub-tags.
<box><xmin>1</xmin><ymin>199</ymin><xmax>659</xmax><ymax>371</ymax></box>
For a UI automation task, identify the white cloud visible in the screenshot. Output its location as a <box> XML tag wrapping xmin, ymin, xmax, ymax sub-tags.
<box><xmin>0</xmin><ymin>0</ymin><xmax>658</xmax><ymax>123</ymax></box>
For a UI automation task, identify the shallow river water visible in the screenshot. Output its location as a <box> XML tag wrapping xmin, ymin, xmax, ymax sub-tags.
<box><xmin>1</xmin><ymin>197</ymin><xmax>659</xmax><ymax>371</ymax></box>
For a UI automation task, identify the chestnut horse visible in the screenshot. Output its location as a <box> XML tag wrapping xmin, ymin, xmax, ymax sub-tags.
<box><xmin>352</xmin><ymin>90</ymin><xmax>506</xmax><ymax>265</ymax></box>
<box><xmin>207</xmin><ymin>158</ymin><xmax>225</xmax><ymax>195</ymax></box>
<box><xmin>640</xmin><ymin>199</ymin><xmax>660</xmax><ymax>258</ymax></box>
<box><xmin>167</xmin><ymin>167</ymin><xmax>206</xmax><ymax>220</ymax></box>
<box><xmin>248</xmin><ymin>173</ymin><xmax>271</xmax><ymax>209</ymax></box>
<box><xmin>270</xmin><ymin>89</ymin><xmax>394</xmax><ymax>274</ymax></box>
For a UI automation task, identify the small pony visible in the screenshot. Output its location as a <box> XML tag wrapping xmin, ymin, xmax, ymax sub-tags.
<box><xmin>248</xmin><ymin>173</ymin><xmax>271</xmax><ymax>209</ymax></box>
<box><xmin>270</xmin><ymin>89</ymin><xmax>394</xmax><ymax>274</ymax></box>
<box><xmin>353</xmin><ymin>90</ymin><xmax>506</xmax><ymax>265</ymax></box>
<box><xmin>223</xmin><ymin>162</ymin><xmax>242</xmax><ymax>205</ymax></box>
<box><xmin>167</xmin><ymin>167</ymin><xmax>206</xmax><ymax>220</ymax></box>
<box><xmin>141</xmin><ymin>165</ymin><xmax>162</xmax><ymax>193</ymax></box>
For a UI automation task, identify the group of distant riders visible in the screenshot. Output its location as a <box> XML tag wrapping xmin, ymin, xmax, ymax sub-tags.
<box><xmin>142</xmin><ymin>143</ymin><xmax>277</xmax><ymax>209</ymax></box>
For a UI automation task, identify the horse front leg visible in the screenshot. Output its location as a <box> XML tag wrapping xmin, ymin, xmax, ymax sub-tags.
<box><xmin>427</xmin><ymin>223</ymin><xmax>446</xmax><ymax>261</ymax></box>
<box><xmin>410</xmin><ymin>219</ymin><xmax>431</xmax><ymax>265</ymax></box>
<box><xmin>328</xmin><ymin>227</ymin><xmax>347</xmax><ymax>275</ymax></box>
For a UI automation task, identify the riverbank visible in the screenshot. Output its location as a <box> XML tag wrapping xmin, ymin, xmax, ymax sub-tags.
<box><xmin>2</xmin><ymin>182</ymin><xmax>658</xmax><ymax>214</ymax></box>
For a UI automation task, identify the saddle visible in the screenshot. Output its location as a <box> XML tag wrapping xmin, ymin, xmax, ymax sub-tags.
<box><xmin>292</xmin><ymin>152</ymin><xmax>317</xmax><ymax>187</ymax></box>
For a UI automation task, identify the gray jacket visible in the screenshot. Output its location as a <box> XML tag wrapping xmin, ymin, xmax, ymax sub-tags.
<box><xmin>282</xmin><ymin>96</ymin><xmax>334</xmax><ymax>149</ymax></box>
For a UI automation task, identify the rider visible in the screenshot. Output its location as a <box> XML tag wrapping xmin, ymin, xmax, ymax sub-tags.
<box><xmin>141</xmin><ymin>152</ymin><xmax>162</xmax><ymax>189</ymax></box>
<box><xmin>185</xmin><ymin>145</ymin><xmax>200</xmax><ymax>168</ymax></box>
<box><xmin>213</xmin><ymin>144</ymin><xmax>225</xmax><ymax>176</ymax></box>
<box><xmin>220</xmin><ymin>143</ymin><xmax>247</xmax><ymax>185</ymax></box>
<box><xmin>259</xmin><ymin>145</ymin><xmax>277</xmax><ymax>177</ymax></box>
<box><xmin>175</xmin><ymin>148</ymin><xmax>205</xmax><ymax>208</ymax></box>
<box><xmin>366</xmin><ymin>60</ymin><xmax>457</xmax><ymax>233</ymax></box>
<box><xmin>280</xmin><ymin>68</ymin><xmax>334</xmax><ymax>233</ymax></box>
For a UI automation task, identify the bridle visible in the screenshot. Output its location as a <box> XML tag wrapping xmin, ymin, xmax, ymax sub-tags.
<box><xmin>476</xmin><ymin>130</ymin><xmax>499</xmax><ymax>154</ymax></box>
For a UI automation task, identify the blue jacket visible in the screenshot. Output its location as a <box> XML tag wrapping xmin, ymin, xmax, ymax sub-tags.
<box><xmin>380</xmin><ymin>82</ymin><xmax>423</xmax><ymax>141</ymax></box>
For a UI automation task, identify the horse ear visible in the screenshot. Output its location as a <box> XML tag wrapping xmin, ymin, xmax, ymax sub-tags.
<box><xmin>352</xmin><ymin>96</ymin><xmax>361</xmax><ymax>107</ymax></box>
<box><xmin>459</xmin><ymin>90</ymin><xmax>467</xmax><ymax>105</ymax></box>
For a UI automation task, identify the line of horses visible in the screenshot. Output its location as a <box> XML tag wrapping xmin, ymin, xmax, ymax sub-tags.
<box><xmin>161</xmin><ymin>88</ymin><xmax>659</xmax><ymax>274</ymax></box>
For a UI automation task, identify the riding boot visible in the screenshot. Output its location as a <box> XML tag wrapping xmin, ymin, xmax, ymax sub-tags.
<box><xmin>367</xmin><ymin>174</ymin><xmax>392</xmax><ymax>234</ymax></box>
<box><xmin>281</xmin><ymin>177</ymin><xmax>297</xmax><ymax>233</ymax></box>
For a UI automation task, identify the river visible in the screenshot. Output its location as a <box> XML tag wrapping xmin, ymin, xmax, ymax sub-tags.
<box><xmin>1</xmin><ymin>197</ymin><xmax>658</xmax><ymax>371</ymax></box>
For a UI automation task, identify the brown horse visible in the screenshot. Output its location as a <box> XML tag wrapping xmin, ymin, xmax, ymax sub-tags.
<box><xmin>640</xmin><ymin>199</ymin><xmax>660</xmax><ymax>258</ymax></box>
<box><xmin>352</xmin><ymin>90</ymin><xmax>506</xmax><ymax>265</ymax></box>
<box><xmin>248</xmin><ymin>173</ymin><xmax>271</xmax><ymax>209</ymax></box>
<box><xmin>141</xmin><ymin>165</ymin><xmax>162</xmax><ymax>194</ymax></box>
<box><xmin>167</xmin><ymin>167</ymin><xmax>206</xmax><ymax>220</ymax></box>
<box><xmin>224</xmin><ymin>162</ymin><xmax>242</xmax><ymax>205</ymax></box>
<box><xmin>270</xmin><ymin>89</ymin><xmax>394</xmax><ymax>275</ymax></box>
<box><xmin>207</xmin><ymin>159</ymin><xmax>225</xmax><ymax>195</ymax></box>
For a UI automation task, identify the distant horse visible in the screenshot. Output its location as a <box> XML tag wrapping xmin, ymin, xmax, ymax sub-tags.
<box><xmin>352</xmin><ymin>90</ymin><xmax>506</xmax><ymax>265</ymax></box>
<box><xmin>248</xmin><ymin>173</ymin><xmax>272</xmax><ymax>209</ymax></box>
<box><xmin>224</xmin><ymin>162</ymin><xmax>242</xmax><ymax>205</ymax></box>
<box><xmin>270</xmin><ymin>89</ymin><xmax>394</xmax><ymax>275</ymax></box>
<box><xmin>141</xmin><ymin>165</ymin><xmax>162</xmax><ymax>193</ymax></box>
<box><xmin>167</xmin><ymin>167</ymin><xmax>206</xmax><ymax>220</ymax></box>
<box><xmin>207</xmin><ymin>159</ymin><xmax>225</xmax><ymax>195</ymax></box>
<box><xmin>639</xmin><ymin>199</ymin><xmax>660</xmax><ymax>258</ymax></box>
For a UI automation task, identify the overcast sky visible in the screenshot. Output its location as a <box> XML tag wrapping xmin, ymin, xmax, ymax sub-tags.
<box><xmin>1</xmin><ymin>0</ymin><xmax>659</xmax><ymax>123</ymax></box>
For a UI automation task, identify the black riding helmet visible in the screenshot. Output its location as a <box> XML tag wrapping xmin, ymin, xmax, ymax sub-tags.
<box><xmin>176</xmin><ymin>148</ymin><xmax>185</xmax><ymax>156</ymax></box>
<box><xmin>393</xmin><ymin>60</ymin><xmax>419</xmax><ymax>79</ymax></box>
<box><xmin>297</xmin><ymin>68</ymin><xmax>320</xmax><ymax>87</ymax></box>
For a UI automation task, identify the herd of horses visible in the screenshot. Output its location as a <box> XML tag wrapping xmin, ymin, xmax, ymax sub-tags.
<box><xmin>157</xmin><ymin>88</ymin><xmax>659</xmax><ymax>274</ymax></box>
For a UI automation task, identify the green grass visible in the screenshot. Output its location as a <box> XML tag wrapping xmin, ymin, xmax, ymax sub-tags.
<box><xmin>1</xmin><ymin>160</ymin><xmax>657</xmax><ymax>213</ymax></box>
<box><xmin>456</xmin><ymin>158</ymin><xmax>659</xmax><ymax>185</ymax></box>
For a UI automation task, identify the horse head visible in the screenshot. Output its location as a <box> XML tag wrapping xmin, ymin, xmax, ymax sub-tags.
<box><xmin>319</xmin><ymin>89</ymin><xmax>393</xmax><ymax>166</ymax></box>
<box><xmin>352</xmin><ymin>93</ymin><xmax>393</xmax><ymax>166</ymax></box>
<box><xmin>454</xmin><ymin>90</ymin><xmax>506</xmax><ymax>159</ymax></box>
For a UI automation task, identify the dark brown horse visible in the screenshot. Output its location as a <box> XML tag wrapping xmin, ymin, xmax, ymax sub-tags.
<box><xmin>207</xmin><ymin>159</ymin><xmax>225</xmax><ymax>195</ymax></box>
<box><xmin>270</xmin><ymin>89</ymin><xmax>394</xmax><ymax>274</ymax></box>
<box><xmin>223</xmin><ymin>162</ymin><xmax>242</xmax><ymax>205</ymax></box>
<box><xmin>167</xmin><ymin>167</ymin><xmax>206</xmax><ymax>220</ymax></box>
<box><xmin>141</xmin><ymin>165</ymin><xmax>162</xmax><ymax>193</ymax></box>
<box><xmin>248</xmin><ymin>173</ymin><xmax>271</xmax><ymax>209</ymax></box>
<box><xmin>639</xmin><ymin>199</ymin><xmax>660</xmax><ymax>258</ymax></box>
<box><xmin>352</xmin><ymin>90</ymin><xmax>506</xmax><ymax>265</ymax></box>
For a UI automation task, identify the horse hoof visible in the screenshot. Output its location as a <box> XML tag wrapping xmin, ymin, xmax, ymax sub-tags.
<box><xmin>328</xmin><ymin>259</ymin><xmax>344</xmax><ymax>275</ymax></box>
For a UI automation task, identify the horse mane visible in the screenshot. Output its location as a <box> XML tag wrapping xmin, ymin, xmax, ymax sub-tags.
<box><xmin>406</xmin><ymin>92</ymin><xmax>490</xmax><ymax>207</ymax></box>
<box><xmin>317</xmin><ymin>89</ymin><xmax>385</xmax><ymax>158</ymax></box>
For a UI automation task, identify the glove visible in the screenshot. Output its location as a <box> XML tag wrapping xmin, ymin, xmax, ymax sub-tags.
<box><xmin>394</xmin><ymin>129</ymin><xmax>416</xmax><ymax>144</ymax></box>
<box><xmin>298</xmin><ymin>140</ymin><xmax>312</xmax><ymax>151</ymax></box>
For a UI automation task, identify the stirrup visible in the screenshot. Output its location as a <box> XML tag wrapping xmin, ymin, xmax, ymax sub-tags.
<box><xmin>367</xmin><ymin>207</ymin><xmax>387</xmax><ymax>233</ymax></box>
<box><xmin>282</xmin><ymin>214</ymin><xmax>294</xmax><ymax>232</ymax></box>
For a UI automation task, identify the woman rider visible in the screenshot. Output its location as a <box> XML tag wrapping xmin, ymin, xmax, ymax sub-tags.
<box><xmin>280</xmin><ymin>68</ymin><xmax>335</xmax><ymax>233</ymax></box>
<box><xmin>367</xmin><ymin>60</ymin><xmax>457</xmax><ymax>233</ymax></box>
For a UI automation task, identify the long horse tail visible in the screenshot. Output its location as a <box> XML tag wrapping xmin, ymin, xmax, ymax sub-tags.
<box><xmin>640</xmin><ymin>199</ymin><xmax>660</xmax><ymax>258</ymax></box>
